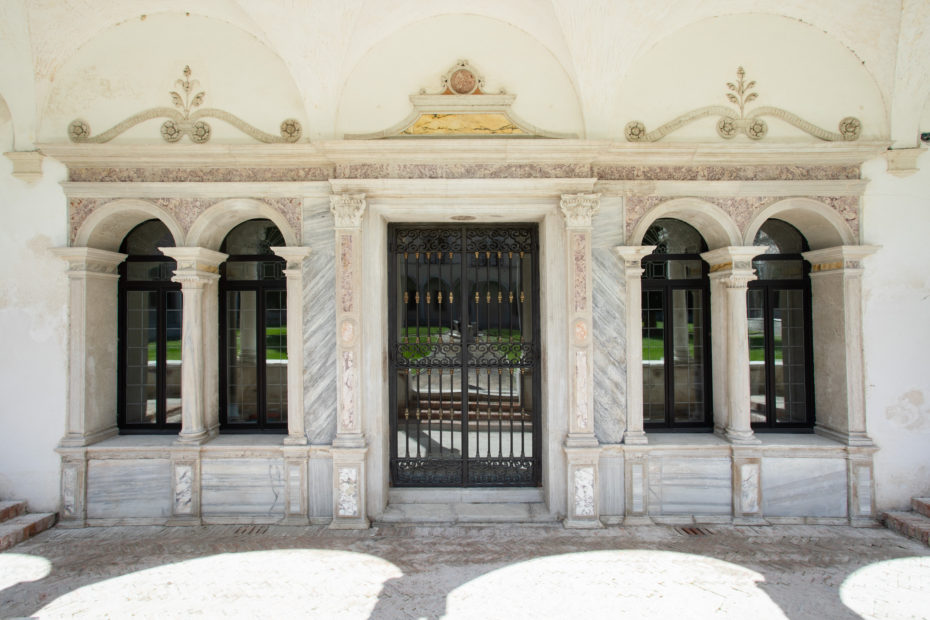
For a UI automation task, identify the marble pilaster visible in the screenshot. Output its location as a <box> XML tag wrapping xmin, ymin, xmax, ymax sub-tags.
<box><xmin>56</xmin><ymin>448</ymin><xmax>88</xmax><ymax>527</ymax></box>
<box><xmin>803</xmin><ymin>246</ymin><xmax>879</xmax><ymax>446</ymax></box>
<box><xmin>169</xmin><ymin>448</ymin><xmax>201</xmax><ymax>524</ymax></box>
<box><xmin>624</xmin><ymin>449</ymin><xmax>651</xmax><ymax>523</ymax></box>
<box><xmin>732</xmin><ymin>448</ymin><xmax>764</xmax><ymax>524</ymax></box>
<box><xmin>51</xmin><ymin>247</ymin><xmax>126</xmax><ymax>447</ymax></box>
<box><xmin>162</xmin><ymin>247</ymin><xmax>227</xmax><ymax>444</ymax></box>
<box><xmin>560</xmin><ymin>193</ymin><xmax>602</xmax><ymax>528</ymax></box>
<box><xmin>613</xmin><ymin>247</ymin><xmax>656</xmax><ymax>445</ymax></box>
<box><xmin>847</xmin><ymin>446</ymin><xmax>878</xmax><ymax>525</ymax></box>
<box><xmin>282</xmin><ymin>446</ymin><xmax>310</xmax><ymax>524</ymax></box>
<box><xmin>701</xmin><ymin>247</ymin><xmax>760</xmax><ymax>445</ymax></box>
<box><xmin>272</xmin><ymin>246</ymin><xmax>312</xmax><ymax>445</ymax></box>
<box><xmin>329</xmin><ymin>193</ymin><xmax>369</xmax><ymax>529</ymax></box>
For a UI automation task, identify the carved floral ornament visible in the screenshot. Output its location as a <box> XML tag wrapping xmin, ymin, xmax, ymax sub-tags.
<box><xmin>68</xmin><ymin>66</ymin><xmax>302</xmax><ymax>144</ymax></box>
<box><xmin>624</xmin><ymin>67</ymin><xmax>861</xmax><ymax>142</ymax></box>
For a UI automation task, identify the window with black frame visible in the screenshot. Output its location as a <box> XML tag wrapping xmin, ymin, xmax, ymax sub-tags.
<box><xmin>641</xmin><ymin>219</ymin><xmax>712</xmax><ymax>429</ymax></box>
<box><xmin>219</xmin><ymin>219</ymin><xmax>288</xmax><ymax>431</ymax></box>
<box><xmin>118</xmin><ymin>220</ymin><xmax>182</xmax><ymax>431</ymax></box>
<box><xmin>748</xmin><ymin>219</ymin><xmax>814</xmax><ymax>430</ymax></box>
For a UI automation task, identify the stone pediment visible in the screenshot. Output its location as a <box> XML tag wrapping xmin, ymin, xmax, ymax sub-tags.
<box><xmin>345</xmin><ymin>60</ymin><xmax>576</xmax><ymax>139</ymax></box>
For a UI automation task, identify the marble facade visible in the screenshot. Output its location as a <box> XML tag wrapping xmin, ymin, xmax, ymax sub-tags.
<box><xmin>46</xmin><ymin>140</ymin><xmax>882</xmax><ymax>527</ymax></box>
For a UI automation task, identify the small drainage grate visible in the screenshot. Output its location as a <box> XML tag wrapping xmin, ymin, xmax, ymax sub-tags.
<box><xmin>676</xmin><ymin>526</ymin><xmax>713</xmax><ymax>536</ymax></box>
<box><xmin>234</xmin><ymin>525</ymin><xmax>269</xmax><ymax>535</ymax></box>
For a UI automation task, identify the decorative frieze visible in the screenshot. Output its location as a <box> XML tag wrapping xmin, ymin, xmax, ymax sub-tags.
<box><xmin>335</xmin><ymin>163</ymin><xmax>592</xmax><ymax>179</ymax></box>
<box><xmin>594</xmin><ymin>164</ymin><xmax>860</xmax><ymax>182</ymax></box>
<box><xmin>69</xmin><ymin>167</ymin><xmax>334</xmax><ymax>183</ymax></box>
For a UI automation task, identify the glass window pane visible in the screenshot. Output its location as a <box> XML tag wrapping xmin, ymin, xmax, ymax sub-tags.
<box><xmin>165</xmin><ymin>291</ymin><xmax>183</xmax><ymax>425</ymax></box>
<box><xmin>748</xmin><ymin>289</ymin><xmax>767</xmax><ymax>425</ymax></box>
<box><xmin>753</xmin><ymin>259</ymin><xmax>804</xmax><ymax>280</ymax></box>
<box><xmin>225</xmin><ymin>260</ymin><xmax>284</xmax><ymax>281</ymax></box>
<box><xmin>773</xmin><ymin>289</ymin><xmax>808</xmax><ymax>424</ymax></box>
<box><xmin>643</xmin><ymin>219</ymin><xmax>706</xmax><ymax>254</ymax></box>
<box><xmin>221</xmin><ymin>220</ymin><xmax>285</xmax><ymax>255</ymax></box>
<box><xmin>264</xmin><ymin>289</ymin><xmax>288</xmax><ymax>424</ymax></box>
<box><xmin>124</xmin><ymin>291</ymin><xmax>158</xmax><ymax>425</ymax></box>
<box><xmin>642</xmin><ymin>290</ymin><xmax>665</xmax><ymax>424</ymax></box>
<box><xmin>127</xmin><ymin>261</ymin><xmax>175</xmax><ymax>282</ymax></box>
<box><xmin>671</xmin><ymin>289</ymin><xmax>706</xmax><ymax>424</ymax></box>
<box><xmin>642</xmin><ymin>259</ymin><xmax>703</xmax><ymax>281</ymax></box>
<box><xmin>753</xmin><ymin>219</ymin><xmax>806</xmax><ymax>254</ymax></box>
<box><xmin>123</xmin><ymin>220</ymin><xmax>175</xmax><ymax>255</ymax></box>
<box><xmin>226</xmin><ymin>291</ymin><xmax>258</xmax><ymax>424</ymax></box>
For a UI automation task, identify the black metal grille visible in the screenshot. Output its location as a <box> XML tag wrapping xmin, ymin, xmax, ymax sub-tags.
<box><xmin>388</xmin><ymin>225</ymin><xmax>540</xmax><ymax>486</ymax></box>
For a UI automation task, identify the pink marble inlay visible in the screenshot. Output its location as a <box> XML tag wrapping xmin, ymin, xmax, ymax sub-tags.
<box><xmin>340</xmin><ymin>234</ymin><xmax>354</xmax><ymax>314</ymax></box>
<box><xmin>573</xmin><ymin>232</ymin><xmax>587</xmax><ymax>312</ymax></box>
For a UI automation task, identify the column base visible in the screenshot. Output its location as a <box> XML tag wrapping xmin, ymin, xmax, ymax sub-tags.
<box><xmin>329</xmin><ymin>516</ymin><xmax>371</xmax><ymax>530</ymax></box>
<box><xmin>283</xmin><ymin>435</ymin><xmax>309</xmax><ymax>446</ymax></box>
<box><xmin>725</xmin><ymin>428</ymin><xmax>761</xmax><ymax>445</ymax></box>
<box><xmin>733</xmin><ymin>517</ymin><xmax>768</xmax><ymax>526</ymax></box>
<box><xmin>563</xmin><ymin>517</ymin><xmax>604</xmax><ymax>529</ymax></box>
<box><xmin>815</xmin><ymin>425</ymin><xmax>874</xmax><ymax>446</ymax></box>
<box><xmin>175</xmin><ymin>430</ymin><xmax>210</xmax><ymax>445</ymax></box>
<box><xmin>58</xmin><ymin>426</ymin><xmax>118</xmax><ymax>448</ymax></box>
<box><xmin>623</xmin><ymin>430</ymin><xmax>648</xmax><ymax>445</ymax></box>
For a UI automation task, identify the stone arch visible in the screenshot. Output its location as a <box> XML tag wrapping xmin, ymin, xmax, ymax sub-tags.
<box><xmin>74</xmin><ymin>198</ymin><xmax>185</xmax><ymax>251</ymax></box>
<box><xmin>186</xmin><ymin>198</ymin><xmax>298</xmax><ymax>251</ymax></box>
<box><xmin>630</xmin><ymin>197</ymin><xmax>741</xmax><ymax>250</ymax></box>
<box><xmin>743</xmin><ymin>198</ymin><xmax>854</xmax><ymax>251</ymax></box>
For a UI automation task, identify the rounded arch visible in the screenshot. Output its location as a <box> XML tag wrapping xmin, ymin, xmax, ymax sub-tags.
<box><xmin>630</xmin><ymin>198</ymin><xmax>741</xmax><ymax>250</ymax></box>
<box><xmin>187</xmin><ymin>198</ymin><xmax>298</xmax><ymax>251</ymax></box>
<box><xmin>743</xmin><ymin>198</ymin><xmax>854</xmax><ymax>251</ymax></box>
<box><xmin>74</xmin><ymin>199</ymin><xmax>184</xmax><ymax>252</ymax></box>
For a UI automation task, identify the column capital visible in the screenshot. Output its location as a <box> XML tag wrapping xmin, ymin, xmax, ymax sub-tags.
<box><xmin>613</xmin><ymin>245</ymin><xmax>656</xmax><ymax>273</ymax></box>
<box><xmin>51</xmin><ymin>247</ymin><xmax>126</xmax><ymax>276</ymax></box>
<box><xmin>161</xmin><ymin>247</ymin><xmax>227</xmax><ymax>273</ymax></box>
<box><xmin>271</xmin><ymin>245</ymin><xmax>311</xmax><ymax>270</ymax></box>
<box><xmin>560</xmin><ymin>193</ymin><xmax>601</xmax><ymax>228</ymax></box>
<box><xmin>330</xmin><ymin>193</ymin><xmax>367</xmax><ymax>229</ymax></box>
<box><xmin>803</xmin><ymin>245</ymin><xmax>880</xmax><ymax>274</ymax></box>
<box><xmin>701</xmin><ymin>246</ymin><xmax>760</xmax><ymax>270</ymax></box>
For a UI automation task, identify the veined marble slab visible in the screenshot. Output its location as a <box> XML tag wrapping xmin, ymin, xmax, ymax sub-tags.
<box><xmin>593</xmin><ymin>247</ymin><xmax>626</xmax><ymax>444</ymax></box>
<box><xmin>308</xmin><ymin>456</ymin><xmax>333</xmax><ymax>519</ymax></box>
<box><xmin>304</xmin><ymin>202</ymin><xmax>337</xmax><ymax>444</ymax></box>
<box><xmin>201</xmin><ymin>458</ymin><xmax>286</xmax><ymax>517</ymax></box>
<box><xmin>648</xmin><ymin>457</ymin><xmax>731</xmax><ymax>515</ymax></box>
<box><xmin>762</xmin><ymin>457</ymin><xmax>847</xmax><ymax>518</ymax></box>
<box><xmin>87</xmin><ymin>459</ymin><xmax>172</xmax><ymax>518</ymax></box>
<box><xmin>599</xmin><ymin>454</ymin><xmax>625</xmax><ymax>517</ymax></box>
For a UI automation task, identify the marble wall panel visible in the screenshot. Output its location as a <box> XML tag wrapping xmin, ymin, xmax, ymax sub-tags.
<box><xmin>308</xmin><ymin>456</ymin><xmax>334</xmax><ymax>519</ymax></box>
<box><xmin>86</xmin><ymin>459</ymin><xmax>172</xmax><ymax>518</ymax></box>
<box><xmin>762</xmin><ymin>457</ymin><xmax>847</xmax><ymax>518</ymax></box>
<box><xmin>599</xmin><ymin>454</ymin><xmax>625</xmax><ymax>516</ymax></box>
<box><xmin>592</xmin><ymin>247</ymin><xmax>626</xmax><ymax>444</ymax></box>
<box><xmin>304</xmin><ymin>202</ymin><xmax>337</xmax><ymax>444</ymax></box>
<box><xmin>201</xmin><ymin>458</ymin><xmax>285</xmax><ymax>517</ymax></box>
<box><xmin>647</xmin><ymin>457</ymin><xmax>731</xmax><ymax>515</ymax></box>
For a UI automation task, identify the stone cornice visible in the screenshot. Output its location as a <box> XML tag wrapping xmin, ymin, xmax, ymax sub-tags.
<box><xmin>37</xmin><ymin>139</ymin><xmax>890</xmax><ymax>170</ymax></box>
<box><xmin>60</xmin><ymin>181</ymin><xmax>331</xmax><ymax>199</ymax></box>
<box><xmin>595</xmin><ymin>179</ymin><xmax>868</xmax><ymax>197</ymax></box>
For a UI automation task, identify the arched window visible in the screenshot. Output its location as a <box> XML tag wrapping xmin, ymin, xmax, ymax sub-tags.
<box><xmin>641</xmin><ymin>219</ymin><xmax>712</xmax><ymax>429</ymax></box>
<box><xmin>748</xmin><ymin>219</ymin><xmax>814</xmax><ymax>429</ymax></box>
<box><xmin>118</xmin><ymin>220</ymin><xmax>181</xmax><ymax>431</ymax></box>
<box><xmin>219</xmin><ymin>219</ymin><xmax>287</xmax><ymax>431</ymax></box>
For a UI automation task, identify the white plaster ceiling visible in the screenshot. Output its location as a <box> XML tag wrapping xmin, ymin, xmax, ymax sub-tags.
<box><xmin>3</xmin><ymin>0</ymin><xmax>929</xmax><ymax>147</ymax></box>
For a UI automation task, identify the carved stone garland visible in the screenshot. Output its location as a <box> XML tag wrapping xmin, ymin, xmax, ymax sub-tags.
<box><xmin>68</xmin><ymin>66</ymin><xmax>302</xmax><ymax>144</ymax></box>
<box><xmin>624</xmin><ymin>67</ymin><xmax>861</xmax><ymax>142</ymax></box>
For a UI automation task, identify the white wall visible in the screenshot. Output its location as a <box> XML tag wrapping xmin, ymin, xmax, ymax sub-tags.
<box><xmin>0</xmin><ymin>155</ymin><xmax>69</xmax><ymax>511</ymax></box>
<box><xmin>861</xmin><ymin>149</ymin><xmax>930</xmax><ymax>511</ymax></box>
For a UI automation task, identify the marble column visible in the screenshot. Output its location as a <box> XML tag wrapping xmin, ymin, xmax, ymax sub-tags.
<box><xmin>701</xmin><ymin>247</ymin><xmax>760</xmax><ymax>445</ymax></box>
<box><xmin>272</xmin><ymin>246</ymin><xmax>312</xmax><ymax>445</ymax></box>
<box><xmin>162</xmin><ymin>247</ymin><xmax>227</xmax><ymax>444</ymax></box>
<box><xmin>560</xmin><ymin>193</ymin><xmax>603</xmax><ymax>528</ymax></box>
<box><xmin>802</xmin><ymin>246</ymin><xmax>879</xmax><ymax>446</ymax></box>
<box><xmin>613</xmin><ymin>246</ymin><xmax>656</xmax><ymax>445</ymax></box>
<box><xmin>329</xmin><ymin>193</ymin><xmax>369</xmax><ymax>529</ymax></box>
<box><xmin>51</xmin><ymin>247</ymin><xmax>126</xmax><ymax>447</ymax></box>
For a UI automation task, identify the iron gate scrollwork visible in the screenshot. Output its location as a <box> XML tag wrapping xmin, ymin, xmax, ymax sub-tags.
<box><xmin>389</xmin><ymin>225</ymin><xmax>541</xmax><ymax>486</ymax></box>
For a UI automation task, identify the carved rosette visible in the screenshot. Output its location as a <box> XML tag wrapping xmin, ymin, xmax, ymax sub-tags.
<box><xmin>330</xmin><ymin>193</ymin><xmax>367</xmax><ymax>229</ymax></box>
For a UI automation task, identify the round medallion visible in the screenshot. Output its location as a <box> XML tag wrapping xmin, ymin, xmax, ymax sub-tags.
<box><xmin>449</xmin><ymin>69</ymin><xmax>477</xmax><ymax>94</ymax></box>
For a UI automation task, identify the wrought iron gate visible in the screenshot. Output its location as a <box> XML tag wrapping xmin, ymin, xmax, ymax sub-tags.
<box><xmin>389</xmin><ymin>225</ymin><xmax>540</xmax><ymax>486</ymax></box>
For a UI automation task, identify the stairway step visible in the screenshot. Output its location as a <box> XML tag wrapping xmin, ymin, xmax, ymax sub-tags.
<box><xmin>379</xmin><ymin>502</ymin><xmax>556</xmax><ymax>524</ymax></box>
<box><xmin>912</xmin><ymin>497</ymin><xmax>930</xmax><ymax>518</ymax></box>
<box><xmin>0</xmin><ymin>500</ymin><xmax>27</xmax><ymax>524</ymax></box>
<box><xmin>882</xmin><ymin>511</ymin><xmax>930</xmax><ymax>546</ymax></box>
<box><xmin>0</xmin><ymin>512</ymin><xmax>57</xmax><ymax>551</ymax></box>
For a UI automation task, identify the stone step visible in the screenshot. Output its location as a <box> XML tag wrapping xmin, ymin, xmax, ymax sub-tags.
<box><xmin>882</xmin><ymin>511</ymin><xmax>930</xmax><ymax>546</ymax></box>
<box><xmin>0</xmin><ymin>512</ymin><xmax>57</xmax><ymax>552</ymax></box>
<box><xmin>0</xmin><ymin>500</ymin><xmax>27</xmax><ymax>524</ymax></box>
<box><xmin>378</xmin><ymin>502</ymin><xmax>557</xmax><ymax>524</ymax></box>
<box><xmin>912</xmin><ymin>497</ymin><xmax>930</xmax><ymax>519</ymax></box>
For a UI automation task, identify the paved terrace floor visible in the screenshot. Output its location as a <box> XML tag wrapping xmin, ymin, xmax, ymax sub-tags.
<box><xmin>1</xmin><ymin>523</ymin><xmax>929</xmax><ymax>619</ymax></box>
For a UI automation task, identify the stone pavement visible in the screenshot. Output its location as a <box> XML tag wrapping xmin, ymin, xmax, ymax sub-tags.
<box><xmin>1</xmin><ymin>523</ymin><xmax>929</xmax><ymax>619</ymax></box>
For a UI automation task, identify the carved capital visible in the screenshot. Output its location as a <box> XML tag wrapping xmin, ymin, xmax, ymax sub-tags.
<box><xmin>271</xmin><ymin>246</ymin><xmax>311</xmax><ymax>271</ymax></box>
<box><xmin>330</xmin><ymin>193</ymin><xmax>367</xmax><ymax>229</ymax></box>
<box><xmin>51</xmin><ymin>247</ymin><xmax>126</xmax><ymax>276</ymax></box>
<box><xmin>613</xmin><ymin>245</ymin><xmax>657</xmax><ymax>275</ymax></box>
<box><xmin>560</xmin><ymin>193</ymin><xmax>601</xmax><ymax>228</ymax></box>
<box><xmin>803</xmin><ymin>245</ymin><xmax>879</xmax><ymax>274</ymax></box>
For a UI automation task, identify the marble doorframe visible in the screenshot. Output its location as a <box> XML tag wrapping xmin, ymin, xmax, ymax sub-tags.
<box><xmin>331</xmin><ymin>177</ymin><xmax>597</xmax><ymax>520</ymax></box>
